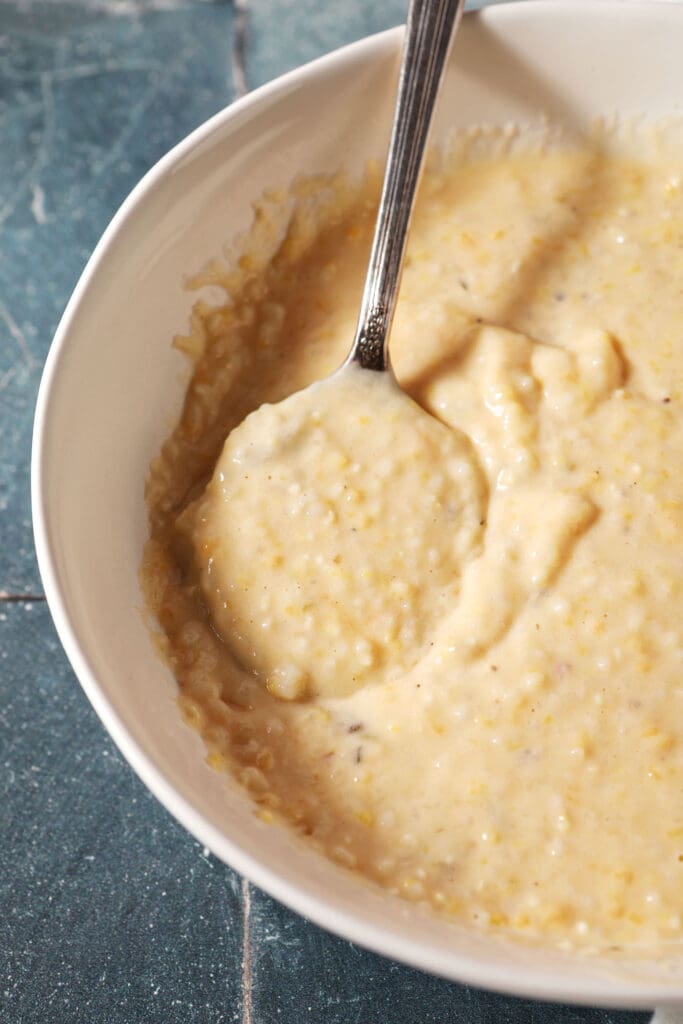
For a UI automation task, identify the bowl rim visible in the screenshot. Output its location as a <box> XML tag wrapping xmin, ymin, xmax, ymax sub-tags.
<box><xmin>31</xmin><ymin>0</ymin><xmax>683</xmax><ymax>1008</ymax></box>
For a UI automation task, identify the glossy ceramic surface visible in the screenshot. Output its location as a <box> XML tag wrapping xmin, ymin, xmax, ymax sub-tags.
<box><xmin>32</xmin><ymin>1</ymin><xmax>683</xmax><ymax>1008</ymax></box>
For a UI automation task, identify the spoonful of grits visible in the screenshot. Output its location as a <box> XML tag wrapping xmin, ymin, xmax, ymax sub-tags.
<box><xmin>193</xmin><ymin>0</ymin><xmax>486</xmax><ymax>700</ymax></box>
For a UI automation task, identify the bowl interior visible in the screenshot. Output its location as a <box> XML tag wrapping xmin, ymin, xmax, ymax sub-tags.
<box><xmin>33</xmin><ymin>0</ymin><xmax>683</xmax><ymax>1006</ymax></box>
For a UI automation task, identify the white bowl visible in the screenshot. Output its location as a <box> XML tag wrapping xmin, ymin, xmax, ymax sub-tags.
<box><xmin>32</xmin><ymin>0</ymin><xmax>683</xmax><ymax>1008</ymax></box>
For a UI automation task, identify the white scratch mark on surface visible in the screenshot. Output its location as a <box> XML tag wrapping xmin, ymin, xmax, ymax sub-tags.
<box><xmin>241</xmin><ymin>877</ymin><xmax>252</xmax><ymax>1024</ymax></box>
<box><xmin>232</xmin><ymin>0</ymin><xmax>249</xmax><ymax>98</ymax></box>
<box><xmin>39</xmin><ymin>70</ymin><xmax>56</xmax><ymax>175</ymax></box>
<box><xmin>0</xmin><ymin>177</ymin><xmax>26</xmax><ymax>232</ymax></box>
<box><xmin>11</xmin><ymin>0</ymin><xmax>188</xmax><ymax>15</ymax></box>
<box><xmin>0</xmin><ymin>364</ymin><xmax>20</xmax><ymax>394</ymax></box>
<box><xmin>2</xmin><ymin>59</ymin><xmax>161</xmax><ymax>86</ymax></box>
<box><xmin>98</xmin><ymin>0</ymin><xmax>189</xmax><ymax>15</ymax></box>
<box><xmin>30</xmin><ymin>184</ymin><xmax>47</xmax><ymax>224</ymax></box>
<box><xmin>0</xmin><ymin>302</ymin><xmax>35</xmax><ymax>369</ymax></box>
<box><xmin>0</xmin><ymin>71</ymin><xmax>54</xmax><ymax>231</ymax></box>
<box><xmin>57</xmin><ymin>59</ymin><xmax>161</xmax><ymax>81</ymax></box>
<box><xmin>87</xmin><ymin>59</ymin><xmax>179</xmax><ymax>183</ymax></box>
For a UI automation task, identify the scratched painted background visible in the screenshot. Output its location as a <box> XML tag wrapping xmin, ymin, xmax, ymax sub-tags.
<box><xmin>0</xmin><ymin>0</ymin><xmax>661</xmax><ymax>1021</ymax></box>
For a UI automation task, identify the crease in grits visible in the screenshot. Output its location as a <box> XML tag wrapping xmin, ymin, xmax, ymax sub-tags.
<box><xmin>141</xmin><ymin>123</ymin><xmax>683</xmax><ymax>955</ymax></box>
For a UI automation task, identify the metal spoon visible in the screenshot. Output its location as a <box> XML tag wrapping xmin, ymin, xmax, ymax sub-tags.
<box><xmin>346</xmin><ymin>0</ymin><xmax>465</xmax><ymax>373</ymax></box>
<box><xmin>195</xmin><ymin>0</ymin><xmax>484</xmax><ymax>701</ymax></box>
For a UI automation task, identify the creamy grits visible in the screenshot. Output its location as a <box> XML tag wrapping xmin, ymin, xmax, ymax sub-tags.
<box><xmin>143</xmin><ymin>130</ymin><xmax>683</xmax><ymax>952</ymax></box>
<box><xmin>193</xmin><ymin>366</ymin><xmax>486</xmax><ymax>700</ymax></box>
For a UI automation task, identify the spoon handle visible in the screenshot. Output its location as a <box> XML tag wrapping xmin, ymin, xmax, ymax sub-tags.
<box><xmin>347</xmin><ymin>0</ymin><xmax>465</xmax><ymax>372</ymax></box>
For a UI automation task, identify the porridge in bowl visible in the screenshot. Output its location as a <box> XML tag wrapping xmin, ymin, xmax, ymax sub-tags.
<box><xmin>142</xmin><ymin>126</ymin><xmax>683</xmax><ymax>952</ymax></box>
